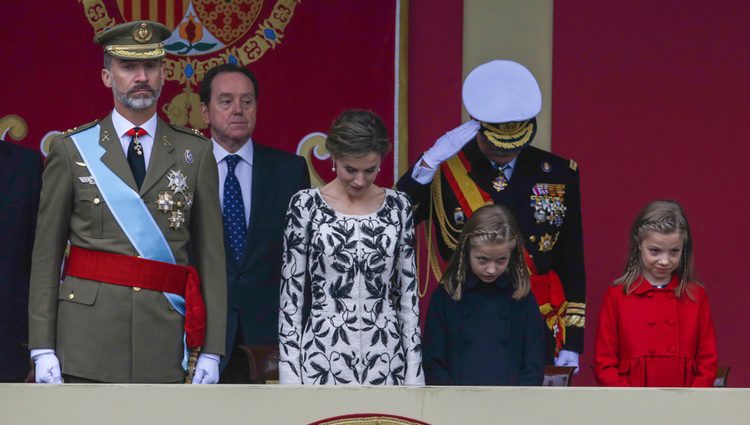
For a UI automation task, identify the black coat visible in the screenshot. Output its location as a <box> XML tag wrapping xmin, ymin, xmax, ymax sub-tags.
<box><xmin>221</xmin><ymin>142</ymin><xmax>309</xmax><ymax>370</ymax></box>
<box><xmin>423</xmin><ymin>273</ymin><xmax>545</xmax><ymax>386</ymax></box>
<box><xmin>397</xmin><ymin>141</ymin><xmax>586</xmax><ymax>355</ymax></box>
<box><xmin>0</xmin><ymin>142</ymin><xmax>42</xmax><ymax>380</ymax></box>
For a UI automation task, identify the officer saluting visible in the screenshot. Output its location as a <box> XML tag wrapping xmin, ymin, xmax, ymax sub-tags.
<box><xmin>28</xmin><ymin>21</ymin><xmax>227</xmax><ymax>383</ymax></box>
<box><xmin>397</xmin><ymin>60</ymin><xmax>585</xmax><ymax>370</ymax></box>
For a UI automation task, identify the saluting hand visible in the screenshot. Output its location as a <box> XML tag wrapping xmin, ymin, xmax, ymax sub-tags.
<box><xmin>422</xmin><ymin>120</ymin><xmax>481</xmax><ymax>168</ymax></box>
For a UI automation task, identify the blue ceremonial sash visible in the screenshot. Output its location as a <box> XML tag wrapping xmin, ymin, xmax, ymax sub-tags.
<box><xmin>71</xmin><ymin>125</ymin><xmax>189</xmax><ymax>369</ymax></box>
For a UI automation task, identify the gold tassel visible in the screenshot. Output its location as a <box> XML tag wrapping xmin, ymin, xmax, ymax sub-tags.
<box><xmin>184</xmin><ymin>347</ymin><xmax>201</xmax><ymax>384</ymax></box>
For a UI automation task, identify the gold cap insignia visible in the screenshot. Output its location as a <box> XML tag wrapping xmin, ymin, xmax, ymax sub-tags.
<box><xmin>133</xmin><ymin>23</ymin><xmax>153</xmax><ymax>43</ymax></box>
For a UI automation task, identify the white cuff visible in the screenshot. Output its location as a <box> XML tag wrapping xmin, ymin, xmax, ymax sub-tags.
<box><xmin>31</xmin><ymin>349</ymin><xmax>55</xmax><ymax>360</ymax></box>
<box><xmin>411</xmin><ymin>155</ymin><xmax>439</xmax><ymax>185</ymax></box>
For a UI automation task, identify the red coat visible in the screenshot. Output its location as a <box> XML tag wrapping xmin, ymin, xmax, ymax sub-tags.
<box><xmin>593</xmin><ymin>275</ymin><xmax>717</xmax><ymax>387</ymax></box>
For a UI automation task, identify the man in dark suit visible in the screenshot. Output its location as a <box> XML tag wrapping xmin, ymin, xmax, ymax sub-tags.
<box><xmin>0</xmin><ymin>141</ymin><xmax>42</xmax><ymax>382</ymax></box>
<box><xmin>397</xmin><ymin>60</ymin><xmax>585</xmax><ymax>371</ymax></box>
<box><xmin>200</xmin><ymin>63</ymin><xmax>310</xmax><ymax>382</ymax></box>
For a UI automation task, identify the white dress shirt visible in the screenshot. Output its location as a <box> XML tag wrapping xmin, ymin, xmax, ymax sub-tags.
<box><xmin>212</xmin><ymin>139</ymin><xmax>253</xmax><ymax>227</ymax></box>
<box><xmin>111</xmin><ymin>108</ymin><xmax>158</xmax><ymax>170</ymax></box>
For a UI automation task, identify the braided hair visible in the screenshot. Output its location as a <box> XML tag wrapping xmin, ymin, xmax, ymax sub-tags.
<box><xmin>441</xmin><ymin>204</ymin><xmax>530</xmax><ymax>301</ymax></box>
<box><xmin>614</xmin><ymin>200</ymin><xmax>701</xmax><ymax>299</ymax></box>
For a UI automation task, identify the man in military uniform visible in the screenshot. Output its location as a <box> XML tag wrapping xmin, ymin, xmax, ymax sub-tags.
<box><xmin>28</xmin><ymin>21</ymin><xmax>226</xmax><ymax>383</ymax></box>
<box><xmin>397</xmin><ymin>60</ymin><xmax>585</xmax><ymax>370</ymax></box>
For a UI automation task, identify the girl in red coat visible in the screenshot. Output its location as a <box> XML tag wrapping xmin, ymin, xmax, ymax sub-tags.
<box><xmin>593</xmin><ymin>200</ymin><xmax>717</xmax><ymax>387</ymax></box>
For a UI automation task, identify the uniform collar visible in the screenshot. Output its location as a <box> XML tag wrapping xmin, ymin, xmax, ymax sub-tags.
<box><xmin>630</xmin><ymin>274</ymin><xmax>679</xmax><ymax>295</ymax></box>
<box><xmin>464</xmin><ymin>271</ymin><xmax>511</xmax><ymax>291</ymax></box>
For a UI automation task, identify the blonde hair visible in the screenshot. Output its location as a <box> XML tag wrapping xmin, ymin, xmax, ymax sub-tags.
<box><xmin>441</xmin><ymin>204</ymin><xmax>530</xmax><ymax>301</ymax></box>
<box><xmin>615</xmin><ymin>200</ymin><xmax>701</xmax><ymax>298</ymax></box>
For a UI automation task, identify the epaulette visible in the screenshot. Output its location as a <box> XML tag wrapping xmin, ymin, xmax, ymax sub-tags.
<box><xmin>168</xmin><ymin>123</ymin><xmax>209</xmax><ymax>141</ymax></box>
<box><xmin>62</xmin><ymin>119</ymin><xmax>100</xmax><ymax>137</ymax></box>
<box><xmin>569</xmin><ymin>159</ymin><xmax>578</xmax><ymax>171</ymax></box>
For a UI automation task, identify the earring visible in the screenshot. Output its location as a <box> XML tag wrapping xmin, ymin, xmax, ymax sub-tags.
<box><xmin>331</xmin><ymin>162</ymin><xmax>336</xmax><ymax>172</ymax></box>
<box><xmin>377</xmin><ymin>167</ymin><xmax>381</xmax><ymax>172</ymax></box>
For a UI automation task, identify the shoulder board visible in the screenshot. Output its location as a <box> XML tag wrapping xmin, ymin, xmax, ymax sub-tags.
<box><xmin>168</xmin><ymin>123</ymin><xmax>209</xmax><ymax>140</ymax></box>
<box><xmin>62</xmin><ymin>119</ymin><xmax>100</xmax><ymax>137</ymax></box>
<box><xmin>569</xmin><ymin>159</ymin><xmax>578</xmax><ymax>171</ymax></box>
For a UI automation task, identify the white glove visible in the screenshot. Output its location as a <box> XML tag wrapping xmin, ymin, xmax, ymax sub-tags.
<box><xmin>422</xmin><ymin>120</ymin><xmax>480</xmax><ymax>168</ymax></box>
<box><xmin>32</xmin><ymin>349</ymin><xmax>63</xmax><ymax>384</ymax></box>
<box><xmin>191</xmin><ymin>353</ymin><xmax>220</xmax><ymax>384</ymax></box>
<box><xmin>554</xmin><ymin>349</ymin><xmax>580</xmax><ymax>374</ymax></box>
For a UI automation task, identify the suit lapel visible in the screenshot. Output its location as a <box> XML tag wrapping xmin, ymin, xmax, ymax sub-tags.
<box><xmin>500</xmin><ymin>148</ymin><xmax>534</xmax><ymax>211</ymax></box>
<box><xmin>98</xmin><ymin>114</ymin><xmax>139</xmax><ymax>192</ymax></box>
<box><xmin>140</xmin><ymin>118</ymin><xmax>175</xmax><ymax>195</ymax></box>
<box><xmin>241</xmin><ymin>144</ymin><xmax>278</xmax><ymax>266</ymax></box>
<box><xmin>0</xmin><ymin>143</ymin><xmax>15</xmax><ymax>204</ymax></box>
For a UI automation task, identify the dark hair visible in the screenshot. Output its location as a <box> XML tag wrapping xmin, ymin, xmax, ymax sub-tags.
<box><xmin>199</xmin><ymin>63</ymin><xmax>259</xmax><ymax>104</ymax></box>
<box><xmin>325</xmin><ymin>109</ymin><xmax>390</xmax><ymax>158</ymax></box>
<box><xmin>615</xmin><ymin>200</ymin><xmax>700</xmax><ymax>298</ymax></box>
<box><xmin>441</xmin><ymin>204</ymin><xmax>530</xmax><ymax>301</ymax></box>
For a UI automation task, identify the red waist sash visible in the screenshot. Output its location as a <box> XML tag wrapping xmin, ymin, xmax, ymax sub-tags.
<box><xmin>524</xmin><ymin>249</ymin><xmax>567</xmax><ymax>354</ymax></box>
<box><xmin>66</xmin><ymin>246</ymin><xmax>206</xmax><ymax>348</ymax></box>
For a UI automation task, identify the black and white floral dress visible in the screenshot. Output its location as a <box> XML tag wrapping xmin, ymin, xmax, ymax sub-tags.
<box><xmin>278</xmin><ymin>188</ymin><xmax>423</xmax><ymax>385</ymax></box>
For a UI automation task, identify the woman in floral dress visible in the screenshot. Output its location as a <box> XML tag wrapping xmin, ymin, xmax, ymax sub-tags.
<box><xmin>278</xmin><ymin>110</ymin><xmax>423</xmax><ymax>385</ymax></box>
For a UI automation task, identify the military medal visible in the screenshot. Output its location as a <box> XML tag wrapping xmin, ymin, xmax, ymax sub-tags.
<box><xmin>534</xmin><ymin>208</ymin><xmax>547</xmax><ymax>223</ymax></box>
<box><xmin>538</xmin><ymin>232</ymin><xmax>559</xmax><ymax>252</ymax></box>
<box><xmin>531</xmin><ymin>183</ymin><xmax>567</xmax><ymax>227</ymax></box>
<box><xmin>157</xmin><ymin>192</ymin><xmax>175</xmax><ymax>213</ymax></box>
<box><xmin>167</xmin><ymin>169</ymin><xmax>189</xmax><ymax>194</ymax></box>
<box><xmin>134</xmin><ymin>139</ymin><xmax>144</xmax><ymax>156</ymax></box>
<box><xmin>492</xmin><ymin>172</ymin><xmax>508</xmax><ymax>191</ymax></box>
<box><xmin>184</xmin><ymin>149</ymin><xmax>194</xmax><ymax>164</ymax></box>
<box><xmin>155</xmin><ymin>170</ymin><xmax>193</xmax><ymax>232</ymax></box>
<box><xmin>181</xmin><ymin>192</ymin><xmax>194</xmax><ymax>209</ymax></box>
<box><xmin>169</xmin><ymin>210</ymin><xmax>185</xmax><ymax>230</ymax></box>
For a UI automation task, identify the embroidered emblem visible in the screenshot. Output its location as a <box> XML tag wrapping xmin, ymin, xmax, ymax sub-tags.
<box><xmin>101</xmin><ymin>131</ymin><xmax>110</xmax><ymax>142</ymax></box>
<box><xmin>454</xmin><ymin>207</ymin><xmax>465</xmax><ymax>225</ymax></box>
<box><xmin>184</xmin><ymin>149</ymin><xmax>193</xmax><ymax>164</ymax></box>
<box><xmin>78</xmin><ymin>176</ymin><xmax>96</xmax><ymax>185</ymax></box>
<box><xmin>166</xmin><ymin>169</ymin><xmax>189</xmax><ymax>194</ymax></box>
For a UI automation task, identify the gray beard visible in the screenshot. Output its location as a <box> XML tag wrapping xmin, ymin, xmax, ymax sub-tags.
<box><xmin>111</xmin><ymin>79</ymin><xmax>161</xmax><ymax>111</ymax></box>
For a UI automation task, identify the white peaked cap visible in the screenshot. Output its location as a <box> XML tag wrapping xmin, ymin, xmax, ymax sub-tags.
<box><xmin>462</xmin><ymin>60</ymin><xmax>542</xmax><ymax>123</ymax></box>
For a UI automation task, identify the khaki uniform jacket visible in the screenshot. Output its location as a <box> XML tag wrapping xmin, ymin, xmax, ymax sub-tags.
<box><xmin>28</xmin><ymin>114</ymin><xmax>227</xmax><ymax>383</ymax></box>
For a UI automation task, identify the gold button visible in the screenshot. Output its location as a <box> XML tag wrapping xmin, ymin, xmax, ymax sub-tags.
<box><xmin>94</xmin><ymin>197</ymin><xmax>101</xmax><ymax>205</ymax></box>
<box><xmin>133</xmin><ymin>287</ymin><xmax>141</xmax><ymax>292</ymax></box>
<box><xmin>68</xmin><ymin>293</ymin><xmax>75</xmax><ymax>300</ymax></box>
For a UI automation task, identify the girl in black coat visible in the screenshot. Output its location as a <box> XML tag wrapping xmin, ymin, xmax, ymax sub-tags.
<box><xmin>423</xmin><ymin>204</ymin><xmax>545</xmax><ymax>386</ymax></box>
